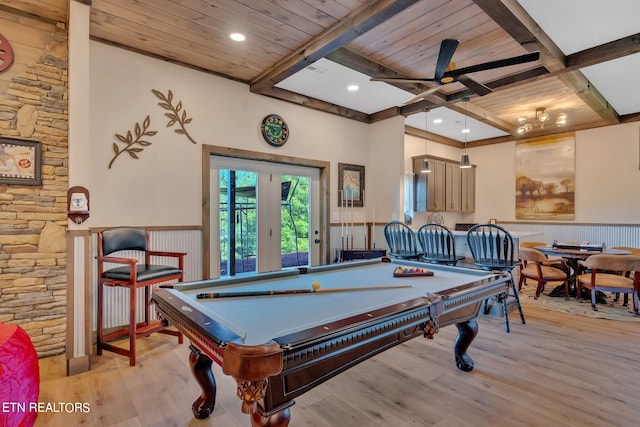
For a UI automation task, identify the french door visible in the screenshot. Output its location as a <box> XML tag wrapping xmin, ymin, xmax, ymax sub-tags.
<box><xmin>212</xmin><ymin>156</ymin><xmax>320</xmax><ymax>276</ymax></box>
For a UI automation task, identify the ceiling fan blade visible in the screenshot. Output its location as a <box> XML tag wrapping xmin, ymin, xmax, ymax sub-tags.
<box><xmin>444</xmin><ymin>51</ymin><xmax>541</xmax><ymax>77</ymax></box>
<box><xmin>370</xmin><ymin>76</ymin><xmax>436</xmax><ymax>83</ymax></box>
<box><xmin>403</xmin><ymin>85</ymin><xmax>444</xmax><ymax>104</ymax></box>
<box><xmin>457</xmin><ymin>75</ymin><xmax>492</xmax><ymax>96</ymax></box>
<box><xmin>434</xmin><ymin>39</ymin><xmax>459</xmax><ymax>81</ymax></box>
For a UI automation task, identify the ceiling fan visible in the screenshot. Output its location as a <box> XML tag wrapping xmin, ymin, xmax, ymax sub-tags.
<box><xmin>370</xmin><ymin>39</ymin><xmax>540</xmax><ymax>103</ymax></box>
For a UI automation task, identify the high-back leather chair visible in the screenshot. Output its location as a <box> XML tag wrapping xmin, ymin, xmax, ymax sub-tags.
<box><xmin>96</xmin><ymin>227</ymin><xmax>186</xmax><ymax>366</ymax></box>
<box><xmin>467</xmin><ymin>224</ymin><xmax>525</xmax><ymax>332</ymax></box>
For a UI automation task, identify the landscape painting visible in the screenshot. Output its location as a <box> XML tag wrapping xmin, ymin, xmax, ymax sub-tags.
<box><xmin>515</xmin><ymin>135</ymin><xmax>575</xmax><ymax>219</ymax></box>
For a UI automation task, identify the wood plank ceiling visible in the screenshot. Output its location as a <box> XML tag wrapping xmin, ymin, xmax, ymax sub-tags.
<box><xmin>5</xmin><ymin>0</ymin><xmax>640</xmax><ymax>146</ymax></box>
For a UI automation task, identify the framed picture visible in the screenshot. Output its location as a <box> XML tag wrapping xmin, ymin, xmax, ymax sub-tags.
<box><xmin>0</xmin><ymin>137</ymin><xmax>41</xmax><ymax>186</ymax></box>
<box><xmin>338</xmin><ymin>163</ymin><xmax>365</xmax><ymax>207</ymax></box>
<box><xmin>515</xmin><ymin>135</ymin><xmax>574</xmax><ymax>220</ymax></box>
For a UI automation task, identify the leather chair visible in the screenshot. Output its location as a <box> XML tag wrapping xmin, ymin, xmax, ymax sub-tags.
<box><xmin>611</xmin><ymin>247</ymin><xmax>640</xmax><ymax>306</ymax></box>
<box><xmin>576</xmin><ymin>254</ymin><xmax>640</xmax><ymax>314</ymax></box>
<box><xmin>519</xmin><ymin>241</ymin><xmax>567</xmax><ymax>269</ymax></box>
<box><xmin>384</xmin><ymin>221</ymin><xmax>423</xmax><ymax>260</ymax></box>
<box><xmin>96</xmin><ymin>227</ymin><xmax>185</xmax><ymax>366</ymax></box>
<box><xmin>518</xmin><ymin>247</ymin><xmax>569</xmax><ymax>299</ymax></box>
<box><xmin>467</xmin><ymin>224</ymin><xmax>525</xmax><ymax>332</ymax></box>
<box><xmin>416</xmin><ymin>223</ymin><xmax>464</xmax><ymax>265</ymax></box>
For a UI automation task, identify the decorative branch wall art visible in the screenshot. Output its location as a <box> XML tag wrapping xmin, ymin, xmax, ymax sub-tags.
<box><xmin>109</xmin><ymin>115</ymin><xmax>157</xmax><ymax>169</ymax></box>
<box><xmin>152</xmin><ymin>89</ymin><xmax>197</xmax><ymax>144</ymax></box>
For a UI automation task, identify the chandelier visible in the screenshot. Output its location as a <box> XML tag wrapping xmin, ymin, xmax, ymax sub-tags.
<box><xmin>517</xmin><ymin>107</ymin><xmax>567</xmax><ymax>135</ymax></box>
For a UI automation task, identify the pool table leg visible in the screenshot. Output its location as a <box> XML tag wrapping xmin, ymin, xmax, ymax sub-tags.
<box><xmin>251</xmin><ymin>407</ymin><xmax>291</xmax><ymax>427</ymax></box>
<box><xmin>189</xmin><ymin>345</ymin><xmax>217</xmax><ymax>419</ymax></box>
<box><xmin>454</xmin><ymin>319</ymin><xmax>478</xmax><ymax>372</ymax></box>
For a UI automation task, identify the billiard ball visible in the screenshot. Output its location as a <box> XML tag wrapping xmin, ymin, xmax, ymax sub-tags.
<box><xmin>312</xmin><ymin>281</ymin><xmax>320</xmax><ymax>291</ymax></box>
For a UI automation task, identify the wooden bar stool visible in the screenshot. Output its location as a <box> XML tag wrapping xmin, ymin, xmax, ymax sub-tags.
<box><xmin>96</xmin><ymin>227</ymin><xmax>185</xmax><ymax>366</ymax></box>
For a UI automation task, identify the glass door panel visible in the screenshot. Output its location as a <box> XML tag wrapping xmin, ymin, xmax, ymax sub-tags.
<box><xmin>280</xmin><ymin>175</ymin><xmax>310</xmax><ymax>268</ymax></box>
<box><xmin>219</xmin><ymin>168</ymin><xmax>257</xmax><ymax>276</ymax></box>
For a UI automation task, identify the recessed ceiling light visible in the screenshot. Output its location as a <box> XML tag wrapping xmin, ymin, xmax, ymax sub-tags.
<box><xmin>462</xmin><ymin>128</ymin><xmax>471</xmax><ymax>133</ymax></box>
<box><xmin>230</xmin><ymin>33</ymin><xmax>245</xmax><ymax>42</ymax></box>
<box><xmin>347</xmin><ymin>84</ymin><xmax>359</xmax><ymax>91</ymax></box>
<box><xmin>432</xmin><ymin>118</ymin><xmax>443</xmax><ymax>124</ymax></box>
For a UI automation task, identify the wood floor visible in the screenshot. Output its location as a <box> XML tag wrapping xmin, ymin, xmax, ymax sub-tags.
<box><xmin>35</xmin><ymin>303</ymin><xmax>640</xmax><ymax>427</ymax></box>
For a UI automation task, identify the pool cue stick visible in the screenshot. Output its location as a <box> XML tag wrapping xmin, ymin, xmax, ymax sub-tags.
<box><xmin>196</xmin><ymin>289</ymin><xmax>313</xmax><ymax>299</ymax></box>
<box><xmin>314</xmin><ymin>284</ymin><xmax>411</xmax><ymax>293</ymax></box>
<box><xmin>196</xmin><ymin>284</ymin><xmax>412</xmax><ymax>299</ymax></box>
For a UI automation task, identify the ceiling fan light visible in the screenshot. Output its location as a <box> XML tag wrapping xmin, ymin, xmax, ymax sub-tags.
<box><xmin>421</xmin><ymin>159</ymin><xmax>432</xmax><ymax>173</ymax></box>
<box><xmin>518</xmin><ymin>116</ymin><xmax>527</xmax><ymax>125</ymax></box>
<box><xmin>517</xmin><ymin>126</ymin><xmax>526</xmax><ymax>135</ymax></box>
<box><xmin>539</xmin><ymin>112</ymin><xmax>550</xmax><ymax>122</ymax></box>
<box><xmin>460</xmin><ymin>154</ymin><xmax>471</xmax><ymax>168</ymax></box>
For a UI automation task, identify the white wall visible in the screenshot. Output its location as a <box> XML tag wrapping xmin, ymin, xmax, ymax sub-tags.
<box><xmin>86</xmin><ymin>42</ymin><xmax>640</xmax><ymax>229</ymax></box>
<box><xmin>405</xmin><ymin>122</ymin><xmax>640</xmax><ymax>225</ymax></box>
<box><xmin>87</xmin><ymin>41</ymin><xmax>396</xmax><ymax>227</ymax></box>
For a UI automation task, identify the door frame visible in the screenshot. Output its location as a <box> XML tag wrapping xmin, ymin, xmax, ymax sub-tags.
<box><xmin>202</xmin><ymin>145</ymin><xmax>330</xmax><ymax>279</ymax></box>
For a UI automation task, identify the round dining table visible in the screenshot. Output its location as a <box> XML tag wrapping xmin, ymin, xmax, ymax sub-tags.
<box><xmin>534</xmin><ymin>244</ymin><xmax>631</xmax><ymax>297</ymax></box>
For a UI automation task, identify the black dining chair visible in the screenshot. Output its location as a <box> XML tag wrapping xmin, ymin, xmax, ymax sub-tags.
<box><xmin>384</xmin><ymin>221</ymin><xmax>423</xmax><ymax>260</ymax></box>
<box><xmin>467</xmin><ymin>224</ymin><xmax>525</xmax><ymax>332</ymax></box>
<box><xmin>416</xmin><ymin>223</ymin><xmax>465</xmax><ymax>265</ymax></box>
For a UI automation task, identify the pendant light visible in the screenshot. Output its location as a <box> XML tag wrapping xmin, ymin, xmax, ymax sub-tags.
<box><xmin>460</xmin><ymin>97</ymin><xmax>472</xmax><ymax>168</ymax></box>
<box><xmin>420</xmin><ymin>109</ymin><xmax>431</xmax><ymax>173</ymax></box>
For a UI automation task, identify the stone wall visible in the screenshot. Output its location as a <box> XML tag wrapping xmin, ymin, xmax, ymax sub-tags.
<box><xmin>0</xmin><ymin>20</ymin><xmax>68</xmax><ymax>357</ymax></box>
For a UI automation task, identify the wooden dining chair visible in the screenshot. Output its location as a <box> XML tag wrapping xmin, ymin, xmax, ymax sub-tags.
<box><xmin>467</xmin><ymin>224</ymin><xmax>525</xmax><ymax>332</ymax></box>
<box><xmin>612</xmin><ymin>247</ymin><xmax>640</xmax><ymax>306</ymax></box>
<box><xmin>576</xmin><ymin>254</ymin><xmax>640</xmax><ymax>314</ymax></box>
<box><xmin>416</xmin><ymin>223</ymin><xmax>464</xmax><ymax>265</ymax></box>
<box><xmin>384</xmin><ymin>221</ymin><xmax>423</xmax><ymax>260</ymax></box>
<box><xmin>96</xmin><ymin>227</ymin><xmax>186</xmax><ymax>366</ymax></box>
<box><xmin>519</xmin><ymin>241</ymin><xmax>567</xmax><ymax>269</ymax></box>
<box><xmin>518</xmin><ymin>247</ymin><xmax>569</xmax><ymax>299</ymax></box>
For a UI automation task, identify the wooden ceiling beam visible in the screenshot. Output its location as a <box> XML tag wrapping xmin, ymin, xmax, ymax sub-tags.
<box><xmin>565</xmin><ymin>33</ymin><xmax>640</xmax><ymax>71</ymax></box>
<box><xmin>448</xmin><ymin>100</ymin><xmax>513</xmax><ymax>133</ymax></box>
<box><xmin>404</xmin><ymin>126</ymin><xmax>462</xmax><ymax>148</ymax></box>
<box><xmin>471</xmin><ymin>0</ymin><xmax>619</xmax><ymax>124</ymax></box>
<box><xmin>257</xmin><ymin>86</ymin><xmax>370</xmax><ymax>123</ymax></box>
<box><xmin>325</xmin><ymin>47</ymin><xmax>447</xmax><ymax>103</ymax></box>
<box><xmin>250</xmin><ymin>0</ymin><xmax>421</xmax><ymax>93</ymax></box>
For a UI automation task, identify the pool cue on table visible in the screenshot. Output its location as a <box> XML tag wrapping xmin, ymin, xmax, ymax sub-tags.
<box><xmin>196</xmin><ymin>283</ymin><xmax>412</xmax><ymax>299</ymax></box>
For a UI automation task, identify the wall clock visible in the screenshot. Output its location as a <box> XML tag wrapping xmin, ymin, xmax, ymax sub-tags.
<box><xmin>261</xmin><ymin>114</ymin><xmax>289</xmax><ymax>147</ymax></box>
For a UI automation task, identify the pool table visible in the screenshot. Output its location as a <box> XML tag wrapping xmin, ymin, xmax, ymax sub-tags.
<box><xmin>152</xmin><ymin>258</ymin><xmax>510</xmax><ymax>427</ymax></box>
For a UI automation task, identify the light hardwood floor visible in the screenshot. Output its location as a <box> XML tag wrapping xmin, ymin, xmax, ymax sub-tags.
<box><xmin>35</xmin><ymin>303</ymin><xmax>640</xmax><ymax>427</ymax></box>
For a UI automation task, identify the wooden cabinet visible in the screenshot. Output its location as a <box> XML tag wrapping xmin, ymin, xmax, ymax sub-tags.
<box><xmin>445</xmin><ymin>162</ymin><xmax>461</xmax><ymax>211</ymax></box>
<box><xmin>413</xmin><ymin>156</ymin><xmax>475</xmax><ymax>212</ymax></box>
<box><xmin>413</xmin><ymin>157</ymin><xmax>445</xmax><ymax>211</ymax></box>
<box><xmin>461</xmin><ymin>166</ymin><xmax>476</xmax><ymax>212</ymax></box>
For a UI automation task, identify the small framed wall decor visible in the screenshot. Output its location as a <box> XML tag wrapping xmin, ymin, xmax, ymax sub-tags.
<box><xmin>338</xmin><ymin>163</ymin><xmax>365</xmax><ymax>207</ymax></box>
<box><xmin>0</xmin><ymin>137</ymin><xmax>41</xmax><ymax>186</ymax></box>
<box><xmin>261</xmin><ymin>114</ymin><xmax>289</xmax><ymax>147</ymax></box>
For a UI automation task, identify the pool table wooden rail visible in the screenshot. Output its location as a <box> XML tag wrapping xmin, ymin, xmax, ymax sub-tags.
<box><xmin>153</xmin><ymin>260</ymin><xmax>511</xmax><ymax>427</ymax></box>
